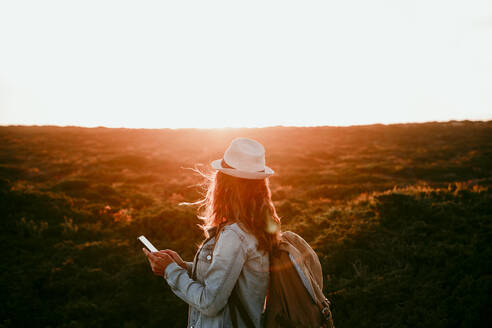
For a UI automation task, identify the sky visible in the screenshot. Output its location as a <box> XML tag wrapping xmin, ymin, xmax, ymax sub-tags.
<box><xmin>0</xmin><ymin>0</ymin><xmax>491</xmax><ymax>129</ymax></box>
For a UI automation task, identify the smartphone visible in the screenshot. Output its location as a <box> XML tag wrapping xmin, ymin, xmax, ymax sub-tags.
<box><xmin>138</xmin><ymin>235</ymin><xmax>159</xmax><ymax>253</ymax></box>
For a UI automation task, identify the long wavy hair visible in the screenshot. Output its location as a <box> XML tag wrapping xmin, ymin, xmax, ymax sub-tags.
<box><xmin>183</xmin><ymin>162</ymin><xmax>281</xmax><ymax>252</ymax></box>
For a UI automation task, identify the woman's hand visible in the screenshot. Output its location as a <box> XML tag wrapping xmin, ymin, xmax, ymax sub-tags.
<box><xmin>142</xmin><ymin>248</ymin><xmax>174</xmax><ymax>277</ymax></box>
<box><xmin>160</xmin><ymin>249</ymin><xmax>187</xmax><ymax>269</ymax></box>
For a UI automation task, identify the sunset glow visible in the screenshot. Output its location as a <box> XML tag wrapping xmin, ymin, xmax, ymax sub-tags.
<box><xmin>1</xmin><ymin>0</ymin><xmax>491</xmax><ymax>128</ymax></box>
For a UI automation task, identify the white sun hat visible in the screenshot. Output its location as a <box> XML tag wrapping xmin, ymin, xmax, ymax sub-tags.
<box><xmin>211</xmin><ymin>137</ymin><xmax>274</xmax><ymax>179</ymax></box>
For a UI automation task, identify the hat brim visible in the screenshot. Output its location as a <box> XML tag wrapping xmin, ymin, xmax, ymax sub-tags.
<box><xmin>211</xmin><ymin>159</ymin><xmax>274</xmax><ymax>180</ymax></box>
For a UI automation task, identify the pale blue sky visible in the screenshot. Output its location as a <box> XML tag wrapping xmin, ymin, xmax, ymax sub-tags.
<box><xmin>0</xmin><ymin>0</ymin><xmax>491</xmax><ymax>128</ymax></box>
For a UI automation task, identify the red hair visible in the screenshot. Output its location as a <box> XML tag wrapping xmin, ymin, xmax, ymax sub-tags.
<box><xmin>185</xmin><ymin>167</ymin><xmax>281</xmax><ymax>252</ymax></box>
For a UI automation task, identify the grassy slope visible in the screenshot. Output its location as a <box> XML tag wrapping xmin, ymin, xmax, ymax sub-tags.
<box><xmin>0</xmin><ymin>121</ymin><xmax>491</xmax><ymax>327</ymax></box>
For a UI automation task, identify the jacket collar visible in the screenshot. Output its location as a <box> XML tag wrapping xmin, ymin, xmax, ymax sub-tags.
<box><xmin>206</xmin><ymin>226</ymin><xmax>219</xmax><ymax>239</ymax></box>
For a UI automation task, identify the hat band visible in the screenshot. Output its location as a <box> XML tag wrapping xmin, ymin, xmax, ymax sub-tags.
<box><xmin>221</xmin><ymin>159</ymin><xmax>265</xmax><ymax>173</ymax></box>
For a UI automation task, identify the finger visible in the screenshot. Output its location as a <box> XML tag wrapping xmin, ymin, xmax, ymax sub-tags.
<box><xmin>155</xmin><ymin>255</ymin><xmax>173</xmax><ymax>265</ymax></box>
<box><xmin>160</xmin><ymin>250</ymin><xmax>180</xmax><ymax>262</ymax></box>
<box><xmin>143</xmin><ymin>249</ymin><xmax>159</xmax><ymax>263</ymax></box>
<box><xmin>153</xmin><ymin>255</ymin><xmax>170</xmax><ymax>269</ymax></box>
<box><xmin>143</xmin><ymin>247</ymin><xmax>153</xmax><ymax>256</ymax></box>
<box><xmin>155</xmin><ymin>252</ymin><xmax>172</xmax><ymax>259</ymax></box>
<box><xmin>159</xmin><ymin>249</ymin><xmax>176</xmax><ymax>256</ymax></box>
<box><xmin>142</xmin><ymin>248</ymin><xmax>152</xmax><ymax>260</ymax></box>
<box><xmin>143</xmin><ymin>249</ymin><xmax>154</xmax><ymax>261</ymax></box>
<box><xmin>146</xmin><ymin>249</ymin><xmax>158</xmax><ymax>258</ymax></box>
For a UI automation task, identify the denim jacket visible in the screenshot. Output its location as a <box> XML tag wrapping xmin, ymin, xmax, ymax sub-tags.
<box><xmin>164</xmin><ymin>222</ymin><xmax>269</xmax><ymax>328</ymax></box>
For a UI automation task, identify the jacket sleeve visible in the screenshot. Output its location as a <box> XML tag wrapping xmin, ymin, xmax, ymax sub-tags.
<box><xmin>185</xmin><ymin>261</ymin><xmax>193</xmax><ymax>276</ymax></box>
<box><xmin>163</xmin><ymin>228</ymin><xmax>246</xmax><ymax>316</ymax></box>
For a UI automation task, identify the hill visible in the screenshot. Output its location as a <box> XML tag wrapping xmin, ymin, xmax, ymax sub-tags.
<box><xmin>0</xmin><ymin>121</ymin><xmax>491</xmax><ymax>327</ymax></box>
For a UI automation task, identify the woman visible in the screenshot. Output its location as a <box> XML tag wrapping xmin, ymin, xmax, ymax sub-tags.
<box><xmin>143</xmin><ymin>137</ymin><xmax>281</xmax><ymax>327</ymax></box>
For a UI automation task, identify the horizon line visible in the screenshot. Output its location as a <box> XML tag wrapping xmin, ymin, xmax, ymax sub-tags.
<box><xmin>0</xmin><ymin>118</ymin><xmax>491</xmax><ymax>131</ymax></box>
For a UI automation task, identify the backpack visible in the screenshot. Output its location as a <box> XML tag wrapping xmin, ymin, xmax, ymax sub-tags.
<box><xmin>229</xmin><ymin>230</ymin><xmax>335</xmax><ymax>328</ymax></box>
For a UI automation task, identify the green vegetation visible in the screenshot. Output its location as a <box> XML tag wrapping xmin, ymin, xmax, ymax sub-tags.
<box><xmin>0</xmin><ymin>121</ymin><xmax>491</xmax><ymax>327</ymax></box>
